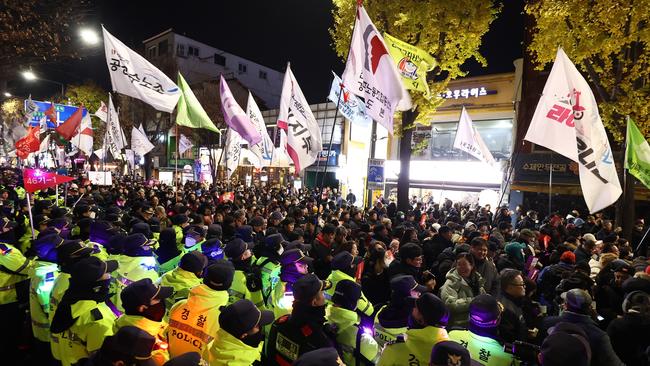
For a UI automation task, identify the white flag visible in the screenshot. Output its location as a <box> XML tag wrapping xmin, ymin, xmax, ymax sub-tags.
<box><xmin>277</xmin><ymin>64</ymin><xmax>322</xmax><ymax>173</ymax></box>
<box><xmin>71</xmin><ymin>112</ymin><xmax>94</xmax><ymax>156</ymax></box>
<box><xmin>94</xmin><ymin>148</ymin><xmax>106</xmax><ymax>160</ymax></box>
<box><xmin>106</xmin><ymin>94</ymin><xmax>124</xmax><ymax>158</ymax></box>
<box><xmin>453</xmin><ymin>107</ymin><xmax>496</xmax><ymax>166</ymax></box>
<box><xmin>246</xmin><ymin>92</ymin><xmax>274</xmax><ymax>167</ymax></box>
<box><xmin>102</xmin><ymin>26</ymin><xmax>180</xmax><ymax>113</ymax></box>
<box><xmin>524</xmin><ymin>48</ymin><xmax>621</xmax><ymax>213</ymax></box>
<box><xmin>125</xmin><ymin>149</ymin><xmax>135</xmax><ymax>168</ymax></box>
<box><xmin>138</xmin><ymin>124</ymin><xmax>146</xmax><ymax>136</ymax></box>
<box><xmin>39</xmin><ymin>134</ymin><xmax>50</xmax><ymax>154</ymax></box>
<box><xmin>131</xmin><ymin>126</ymin><xmax>154</xmax><ymax>156</ymax></box>
<box><xmin>94</xmin><ymin>101</ymin><xmax>108</xmax><ymax>123</ymax></box>
<box><xmin>341</xmin><ymin>4</ymin><xmax>411</xmax><ymax>134</ymax></box>
<box><xmin>224</xmin><ymin>128</ymin><xmax>243</xmax><ymax>179</ymax></box>
<box><xmin>178</xmin><ymin>134</ymin><xmax>193</xmax><ymax>155</ymax></box>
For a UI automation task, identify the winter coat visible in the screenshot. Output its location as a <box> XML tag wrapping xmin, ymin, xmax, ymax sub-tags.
<box><xmin>440</xmin><ymin>269</ymin><xmax>486</xmax><ymax>328</ymax></box>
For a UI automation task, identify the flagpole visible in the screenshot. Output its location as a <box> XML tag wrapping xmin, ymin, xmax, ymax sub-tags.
<box><xmin>548</xmin><ymin>154</ymin><xmax>553</xmax><ymax>217</ymax></box>
<box><xmin>25</xmin><ymin>192</ymin><xmax>36</xmax><ymax>240</ymax></box>
<box><xmin>217</xmin><ymin>127</ymin><xmax>230</xmax><ymax>179</ymax></box>
<box><xmin>174</xmin><ymin>114</ymin><xmax>179</xmax><ymax>201</ymax></box>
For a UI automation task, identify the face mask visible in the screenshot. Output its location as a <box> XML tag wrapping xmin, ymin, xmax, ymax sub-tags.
<box><xmin>89</xmin><ymin>212</ymin><xmax>96</xmax><ymax>219</ymax></box>
<box><xmin>241</xmin><ymin>331</ymin><xmax>265</xmax><ymax>347</ymax></box>
<box><xmin>142</xmin><ymin>301</ymin><xmax>166</xmax><ymax>322</ymax></box>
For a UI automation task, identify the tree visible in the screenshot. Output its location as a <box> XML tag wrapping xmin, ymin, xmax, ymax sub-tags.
<box><xmin>0</xmin><ymin>97</ymin><xmax>27</xmax><ymax>155</ymax></box>
<box><xmin>0</xmin><ymin>0</ymin><xmax>89</xmax><ymax>86</ymax></box>
<box><xmin>331</xmin><ymin>0</ymin><xmax>500</xmax><ymax>211</ymax></box>
<box><xmin>526</xmin><ymin>0</ymin><xmax>650</xmax><ymax>234</ymax></box>
<box><xmin>64</xmin><ymin>81</ymin><xmax>107</xmax><ymax>149</ymax></box>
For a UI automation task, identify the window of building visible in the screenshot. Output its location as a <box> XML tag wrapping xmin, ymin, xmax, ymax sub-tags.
<box><xmin>188</xmin><ymin>46</ymin><xmax>199</xmax><ymax>57</ymax></box>
<box><xmin>238</xmin><ymin>63</ymin><xmax>247</xmax><ymax>74</ymax></box>
<box><xmin>177</xmin><ymin>44</ymin><xmax>185</xmax><ymax>56</ymax></box>
<box><xmin>259</xmin><ymin>70</ymin><xmax>267</xmax><ymax>80</ymax></box>
<box><xmin>147</xmin><ymin>46</ymin><xmax>157</xmax><ymax>59</ymax></box>
<box><xmin>410</xmin><ymin>118</ymin><xmax>513</xmax><ymax>161</ymax></box>
<box><xmin>214</xmin><ymin>53</ymin><xmax>226</xmax><ymax>65</ymax></box>
<box><xmin>158</xmin><ymin>40</ymin><xmax>168</xmax><ymax>55</ymax></box>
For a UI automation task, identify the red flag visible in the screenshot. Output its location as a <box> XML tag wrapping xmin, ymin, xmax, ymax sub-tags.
<box><xmin>55</xmin><ymin>106</ymin><xmax>84</xmax><ymax>140</ymax></box>
<box><xmin>23</xmin><ymin>169</ymin><xmax>74</xmax><ymax>193</ymax></box>
<box><xmin>15</xmin><ymin>127</ymin><xmax>40</xmax><ymax>159</ymax></box>
<box><xmin>44</xmin><ymin>102</ymin><xmax>57</xmax><ymax>124</ymax></box>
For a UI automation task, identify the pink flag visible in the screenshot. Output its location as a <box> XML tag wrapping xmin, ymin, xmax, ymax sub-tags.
<box><xmin>219</xmin><ymin>75</ymin><xmax>262</xmax><ymax>146</ymax></box>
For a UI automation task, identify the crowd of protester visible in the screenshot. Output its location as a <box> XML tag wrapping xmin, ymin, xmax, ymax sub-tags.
<box><xmin>0</xmin><ymin>166</ymin><xmax>649</xmax><ymax>366</ymax></box>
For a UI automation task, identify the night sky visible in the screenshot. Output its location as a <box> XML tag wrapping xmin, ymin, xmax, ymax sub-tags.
<box><xmin>8</xmin><ymin>0</ymin><xmax>524</xmax><ymax>105</ymax></box>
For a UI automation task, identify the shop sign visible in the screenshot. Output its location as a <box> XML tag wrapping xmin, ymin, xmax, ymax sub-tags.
<box><xmin>439</xmin><ymin>87</ymin><xmax>496</xmax><ymax>99</ymax></box>
<box><xmin>367</xmin><ymin>158</ymin><xmax>385</xmax><ymax>190</ymax></box>
<box><xmin>514</xmin><ymin>153</ymin><xmax>579</xmax><ymax>184</ymax></box>
<box><xmin>317</xmin><ymin>144</ymin><xmax>340</xmax><ymax>166</ymax></box>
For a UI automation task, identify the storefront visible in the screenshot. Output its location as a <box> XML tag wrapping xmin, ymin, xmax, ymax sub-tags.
<box><xmin>381</xmin><ymin>67</ymin><xmax>522</xmax><ymax>206</ymax></box>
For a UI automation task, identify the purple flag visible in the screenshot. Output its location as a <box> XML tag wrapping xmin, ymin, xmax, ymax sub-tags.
<box><xmin>219</xmin><ymin>75</ymin><xmax>262</xmax><ymax>146</ymax></box>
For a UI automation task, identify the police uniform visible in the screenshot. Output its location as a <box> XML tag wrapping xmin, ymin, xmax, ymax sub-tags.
<box><xmin>0</xmin><ymin>242</ymin><xmax>32</xmax><ymax>358</ymax></box>
<box><xmin>166</xmin><ymin>260</ymin><xmax>233</xmax><ymax>359</ymax></box>
<box><xmin>326</xmin><ymin>285</ymin><xmax>379</xmax><ymax>365</ymax></box>
<box><xmin>254</xmin><ymin>254</ymin><xmax>281</xmax><ymax>307</ymax></box>
<box><xmin>111</xmin><ymin>234</ymin><xmax>160</xmax><ymax>312</ymax></box>
<box><xmin>28</xmin><ymin>258</ymin><xmax>59</xmax><ymax>342</ymax></box>
<box><xmin>269</xmin><ymin>249</ymin><xmax>314</xmax><ymax>319</ymax></box>
<box><xmin>373</xmin><ymin>304</ymin><xmax>408</xmax><ymax>349</ymax></box>
<box><xmin>449</xmin><ymin>330</ymin><xmax>517</xmax><ymax>366</ymax></box>
<box><xmin>207</xmin><ymin>299</ymin><xmax>274</xmax><ymax>366</ymax></box>
<box><xmin>50</xmin><ymin>257</ymin><xmax>118</xmax><ymax>366</ymax></box>
<box><xmin>115</xmin><ymin>279</ymin><xmax>174</xmax><ymax>366</ymax></box>
<box><xmin>379</xmin><ymin>327</ymin><xmax>449</xmax><ymax>365</ymax></box>
<box><xmin>325</xmin><ymin>269</ymin><xmax>373</xmax><ymax>316</ymax></box>
<box><xmin>224</xmin><ymin>239</ymin><xmax>264</xmax><ymax>307</ymax></box>
<box><xmin>266</xmin><ymin>274</ymin><xmax>334</xmax><ymax>365</ymax></box>
<box><xmin>159</xmin><ymin>251</ymin><xmax>207</xmax><ymax>309</ymax></box>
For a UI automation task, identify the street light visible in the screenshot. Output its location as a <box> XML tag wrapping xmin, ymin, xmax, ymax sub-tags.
<box><xmin>79</xmin><ymin>28</ymin><xmax>100</xmax><ymax>45</ymax></box>
<box><xmin>21</xmin><ymin>70</ymin><xmax>65</xmax><ymax>98</ymax></box>
<box><xmin>22</xmin><ymin>70</ymin><xmax>37</xmax><ymax>81</ymax></box>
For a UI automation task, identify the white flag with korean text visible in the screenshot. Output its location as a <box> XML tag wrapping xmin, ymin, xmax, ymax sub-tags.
<box><xmin>524</xmin><ymin>48</ymin><xmax>621</xmax><ymax>213</ymax></box>
<box><xmin>103</xmin><ymin>26</ymin><xmax>180</xmax><ymax>113</ymax></box>
<box><xmin>453</xmin><ymin>107</ymin><xmax>496</xmax><ymax>166</ymax></box>
<box><xmin>106</xmin><ymin>94</ymin><xmax>124</xmax><ymax>159</ymax></box>
<box><xmin>246</xmin><ymin>92</ymin><xmax>274</xmax><ymax>168</ymax></box>
<box><xmin>341</xmin><ymin>3</ymin><xmax>411</xmax><ymax>134</ymax></box>
<box><xmin>277</xmin><ymin>64</ymin><xmax>322</xmax><ymax>173</ymax></box>
<box><xmin>224</xmin><ymin>128</ymin><xmax>242</xmax><ymax>179</ymax></box>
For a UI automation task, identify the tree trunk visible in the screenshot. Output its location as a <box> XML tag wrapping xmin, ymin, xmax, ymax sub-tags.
<box><xmin>621</xmin><ymin>170</ymin><xmax>635</xmax><ymax>239</ymax></box>
<box><xmin>397</xmin><ymin>110</ymin><xmax>418</xmax><ymax>212</ymax></box>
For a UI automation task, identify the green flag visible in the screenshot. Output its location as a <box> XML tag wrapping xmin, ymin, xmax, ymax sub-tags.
<box><xmin>176</xmin><ymin>72</ymin><xmax>219</xmax><ymax>133</ymax></box>
<box><xmin>384</xmin><ymin>33</ymin><xmax>436</xmax><ymax>97</ymax></box>
<box><xmin>625</xmin><ymin>117</ymin><xmax>650</xmax><ymax>189</ymax></box>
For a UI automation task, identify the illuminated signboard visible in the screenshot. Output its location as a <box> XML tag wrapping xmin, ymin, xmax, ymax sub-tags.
<box><xmin>440</xmin><ymin>86</ymin><xmax>496</xmax><ymax>99</ymax></box>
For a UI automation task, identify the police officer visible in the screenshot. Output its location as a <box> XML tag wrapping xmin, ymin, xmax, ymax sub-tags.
<box><xmin>449</xmin><ymin>294</ymin><xmax>516</xmax><ymax>366</ymax></box>
<box><xmin>115</xmin><ymin>278</ymin><xmax>174</xmax><ymax>365</ymax></box>
<box><xmin>326</xmin><ymin>279</ymin><xmax>379</xmax><ymax>365</ymax></box>
<box><xmin>181</xmin><ymin>225</ymin><xmax>207</xmax><ymax>254</ymax></box>
<box><xmin>159</xmin><ymin>251</ymin><xmax>207</xmax><ymax>308</ymax></box>
<box><xmin>374</xmin><ymin>275</ymin><xmax>427</xmax><ymax>349</ymax></box>
<box><xmin>224</xmin><ymin>238</ymin><xmax>263</xmax><ymax>307</ymax></box>
<box><xmin>28</xmin><ymin>234</ymin><xmax>62</xmax><ymax>363</ymax></box>
<box><xmin>78</xmin><ymin>325</ymin><xmax>159</xmax><ymax>366</ymax></box>
<box><xmin>50</xmin><ymin>256</ymin><xmax>118</xmax><ymax>366</ymax></box>
<box><xmin>430</xmin><ymin>341</ymin><xmax>478</xmax><ymax>366</ymax></box>
<box><xmin>253</xmin><ymin>233</ymin><xmax>284</xmax><ymax>308</ymax></box>
<box><xmin>266</xmin><ymin>273</ymin><xmax>334</xmax><ymax>365</ymax></box>
<box><xmin>167</xmin><ymin>260</ymin><xmax>234</xmax><ymax>358</ymax></box>
<box><xmin>270</xmin><ymin>248</ymin><xmax>312</xmax><ymax>318</ymax></box>
<box><xmin>378</xmin><ymin>292</ymin><xmax>450</xmax><ymax>365</ymax></box>
<box><xmin>112</xmin><ymin>233</ymin><xmax>160</xmax><ymax>312</ymax></box>
<box><xmin>156</xmin><ymin>228</ymin><xmax>183</xmax><ymax>274</ymax></box>
<box><xmin>207</xmin><ymin>299</ymin><xmax>274</xmax><ymax>365</ymax></box>
<box><xmin>71</xmin><ymin>205</ymin><xmax>95</xmax><ymax>240</ymax></box>
<box><xmin>170</xmin><ymin>215</ymin><xmax>192</xmax><ymax>250</ymax></box>
<box><xmin>0</xmin><ymin>237</ymin><xmax>32</xmax><ymax>360</ymax></box>
<box><xmin>326</xmin><ymin>251</ymin><xmax>373</xmax><ymax>317</ymax></box>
